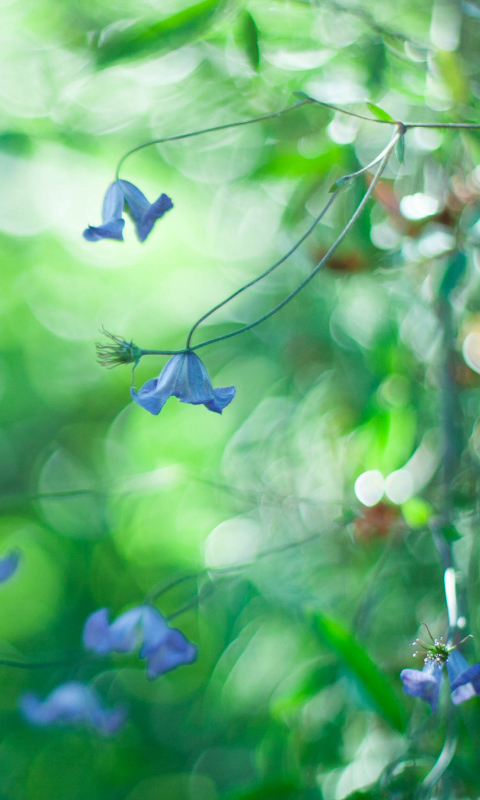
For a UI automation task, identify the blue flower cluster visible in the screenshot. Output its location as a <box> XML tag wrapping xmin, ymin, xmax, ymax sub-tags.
<box><xmin>401</xmin><ymin>648</ymin><xmax>480</xmax><ymax>712</ymax></box>
<box><xmin>83</xmin><ymin>180</ymin><xmax>173</xmax><ymax>243</ymax></box>
<box><xmin>83</xmin><ymin>604</ymin><xmax>197</xmax><ymax>680</ymax></box>
<box><xmin>19</xmin><ymin>604</ymin><xmax>196</xmax><ymax>735</ymax></box>
<box><xmin>131</xmin><ymin>351</ymin><xmax>235</xmax><ymax>416</ymax></box>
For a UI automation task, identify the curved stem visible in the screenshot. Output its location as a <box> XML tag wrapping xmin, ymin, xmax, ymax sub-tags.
<box><xmin>140</xmin><ymin>129</ymin><xmax>400</xmax><ymax>359</ymax></box>
<box><xmin>185</xmin><ymin>188</ymin><xmax>341</xmax><ymax>348</ymax></box>
<box><xmin>115</xmin><ymin>99</ymin><xmax>312</xmax><ymax>178</ymax></box>
<box><xmin>185</xmin><ymin>132</ymin><xmax>402</xmax><ymax>349</ymax></box>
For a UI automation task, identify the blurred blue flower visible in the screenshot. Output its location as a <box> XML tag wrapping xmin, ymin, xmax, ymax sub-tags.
<box><xmin>401</xmin><ymin>649</ymin><xmax>480</xmax><ymax>710</ymax></box>
<box><xmin>83</xmin><ymin>180</ymin><xmax>173</xmax><ymax>243</ymax></box>
<box><xmin>83</xmin><ymin>181</ymin><xmax>125</xmax><ymax>242</ymax></box>
<box><xmin>83</xmin><ymin>604</ymin><xmax>197</xmax><ymax>680</ymax></box>
<box><xmin>19</xmin><ymin>681</ymin><xmax>125</xmax><ymax>735</ymax></box>
<box><xmin>0</xmin><ymin>550</ymin><xmax>20</xmax><ymax>583</ymax></box>
<box><xmin>131</xmin><ymin>351</ymin><xmax>235</xmax><ymax>416</ymax></box>
<box><xmin>448</xmin><ymin>650</ymin><xmax>480</xmax><ymax>704</ymax></box>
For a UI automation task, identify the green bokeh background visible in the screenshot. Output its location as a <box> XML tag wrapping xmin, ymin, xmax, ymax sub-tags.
<box><xmin>2</xmin><ymin>0</ymin><xmax>480</xmax><ymax>797</ymax></box>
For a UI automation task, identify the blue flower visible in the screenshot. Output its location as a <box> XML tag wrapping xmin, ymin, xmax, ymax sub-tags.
<box><xmin>83</xmin><ymin>604</ymin><xmax>197</xmax><ymax>680</ymax></box>
<box><xmin>131</xmin><ymin>351</ymin><xmax>235</xmax><ymax>416</ymax></box>
<box><xmin>0</xmin><ymin>550</ymin><xmax>20</xmax><ymax>583</ymax></box>
<box><xmin>83</xmin><ymin>179</ymin><xmax>173</xmax><ymax>243</ymax></box>
<box><xmin>401</xmin><ymin>649</ymin><xmax>480</xmax><ymax>711</ymax></box>
<box><xmin>400</xmin><ymin>661</ymin><xmax>443</xmax><ymax>712</ymax></box>
<box><xmin>19</xmin><ymin>681</ymin><xmax>125</xmax><ymax>735</ymax></box>
<box><xmin>83</xmin><ymin>181</ymin><xmax>125</xmax><ymax>242</ymax></box>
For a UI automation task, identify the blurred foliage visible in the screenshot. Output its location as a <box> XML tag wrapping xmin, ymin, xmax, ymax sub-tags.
<box><xmin>1</xmin><ymin>0</ymin><xmax>480</xmax><ymax>797</ymax></box>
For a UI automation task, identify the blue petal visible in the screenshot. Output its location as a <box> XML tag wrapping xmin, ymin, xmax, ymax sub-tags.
<box><xmin>175</xmin><ymin>352</ymin><xmax>215</xmax><ymax>405</ymax></box>
<box><xmin>144</xmin><ymin>628</ymin><xmax>197</xmax><ymax>680</ymax></box>
<box><xmin>83</xmin><ymin>608</ymin><xmax>111</xmax><ymax>652</ymax></box>
<box><xmin>400</xmin><ymin>662</ymin><xmax>443</xmax><ymax>712</ymax></box>
<box><xmin>136</xmin><ymin>194</ymin><xmax>173</xmax><ymax>242</ymax></box>
<box><xmin>118</xmin><ymin>180</ymin><xmax>149</xmax><ymax>224</ymax></box>
<box><xmin>102</xmin><ymin>181</ymin><xmax>124</xmax><ymax>221</ymax></box>
<box><xmin>83</xmin><ymin>607</ymin><xmax>143</xmax><ymax>654</ymax></box>
<box><xmin>138</xmin><ymin>605</ymin><xmax>170</xmax><ymax>657</ymax></box>
<box><xmin>83</xmin><ymin>218</ymin><xmax>125</xmax><ymax>242</ymax></box>
<box><xmin>0</xmin><ymin>551</ymin><xmax>20</xmax><ymax>583</ymax></box>
<box><xmin>83</xmin><ymin>181</ymin><xmax>125</xmax><ymax>242</ymax></box>
<box><xmin>130</xmin><ymin>375</ymin><xmax>173</xmax><ymax>415</ymax></box>
<box><xmin>450</xmin><ymin>661</ymin><xmax>480</xmax><ymax>704</ymax></box>
<box><xmin>205</xmin><ymin>386</ymin><xmax>236</xmax><ymax>414</ymax></box>
<box><xmin>119</xmin><ymin>180</ymin><xmax>173</xmax><ymax>242</ymax></box>
<box><xmin>20</xmin><ymin>682</ymin><xmax>124</xmax><ymax>735</ymax></box>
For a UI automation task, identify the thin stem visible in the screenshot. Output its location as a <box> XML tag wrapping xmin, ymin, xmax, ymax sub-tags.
<box><xmin>115</xmin><ymin>99</ymin><xmax>312</xmax><ymax>178</ymax></box>
<box><xmin>185</xmin><ymin>189</ymin><xmax>340</xmax><ymax>348</ymax></box>
<box><xmin>183</xmin><ymin>130</ymin><xmax>400</xmax><ymax>351</ymax></box>
<box><xmin>141</xmin><ymin>130</ymin><xmax>400</xmax><ymax>359</ymax></box>
<box><xmin>185</xmin><ymin>133</ymin><xmax>401</xmax><ymax>349</ymax></box>
<box><xmin>418</xmin><ymin>706</ymin><xmax>457</xmax><ymax>796</ymax></box>
<box><xmin>404</xmin><ymin>122</ymin><xmax>480</xmax><ymax>129</ymax></box>
<box><xmin>301</xmin><ymin>93</ymin><xmax>394</xmax><ymax>123</ymax></box>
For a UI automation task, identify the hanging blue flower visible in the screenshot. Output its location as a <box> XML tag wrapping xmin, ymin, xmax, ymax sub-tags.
<box><xmin>19</xmin><ymin>681</ymin><xmax>125</xmax><ymax>735</ymax></box>
<box><xmin>83</xmin><ymin>180</ymin><xmax>173</xmax><ymax>243</ymax></box>
<box><xmin>131</xmin><ymin>351</ymin><xmax>235</xmax><ymax>415</ymax></box>
<box><xmin>400</xmin><ymin>630</ymin><xmax>480</xmax><ymax>710</ymax></box>
<box><xmin>83</xmin><ymin>604</ymin><xmax>197</xmax><ymax>680</ymax></box>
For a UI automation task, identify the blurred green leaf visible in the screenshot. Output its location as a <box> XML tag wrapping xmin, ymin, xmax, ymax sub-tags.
<box><xmin>365</xmin><ymin>102</ymin><xmax>394</xmax><ymax>122</ymax></box>
<box><xmin>442</xmin><ymin>524</ymin><xmax>462</xmax><ymax>542</ymax></box>
<box><xmin>94</xmin><ymin>0</ymin><xmax>228</xmax><ymax>65</ymax></box>
<box><xmin>438</xmin><ymin>251</ymin><xmax>467</xmax><ymax>299</ymax></box>
<box><xmin>236</xmin><ymin>11</ymin><xmax>260</xmax><ymax>71</ymax></box>
<box><xmin>311</xmin><ymin>613</ymin><xmax>407</xmax><ymax>732</ymax></box>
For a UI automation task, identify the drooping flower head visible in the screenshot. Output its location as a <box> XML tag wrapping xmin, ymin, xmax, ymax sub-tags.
<box><xmin>83</xmin><ymin>180</ymin><xmax>173</xmax><ymax>243</ymax></box>
<box><xmin>131</xmin><ymin>351</ymin><xmax>235</xmax><ymax>416</ymax></box>
<box><xmin>400</xmin><ymin>625</ymin><xmax>480</xmax><ymax>711</ymax></box>
<box><xmin>20</xmin><ymin>681</ymin><xmax>125</xmax><ymax>735</ymax></box>
<box><xmin>83</xmin><ymin>604</ymin><xmax>197</xmax><ymax>680</ymax></box>
<box><xmin>0</xmin><ymin>550</ymin><xmax>20</xmax><ymax>583</ymax></box>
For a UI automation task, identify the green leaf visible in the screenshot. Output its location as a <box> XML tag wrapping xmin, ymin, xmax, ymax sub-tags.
<box><xmin>311</xmin><ymin>612</ymin><xmax>407</xmax><ymax>732</ymax></box>
<box><xmin>237</xmin><ymin>11</ymin><xmax>259</xmax><ymax>71</ymax></box>
<box><xmin>94</xmin><ymin>0</ymin><xmax>227</xmax><ymax>65</ymax></box>
<box><xmin>365</xmin><ymin>102</ymin><xmax>394</xmax><ymax>122</ymax></box>
<box><xmin>292</xmin><ymin>91</ymin><xmax>311</xmax><ymax>101</ymax></box>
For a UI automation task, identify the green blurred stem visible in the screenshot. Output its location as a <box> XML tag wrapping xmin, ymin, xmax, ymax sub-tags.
<box><xmin>419</xmin><ymin>705</ymin><xmax>457</xmax><ymax>796</ymax></box>
<box><xmin>141</xmin><ymin>128</ymin><xmax>401</xmax><ymax>358</ymax></box>
<box><xmin>147</xmin><ymin>520</ymin><xmax>343</xmax><ymax>606</ymax></box>
<box><xmin>115</xmin><ymin>99</ymin><xmax>312</xmax><ymax>178</ymax></box>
